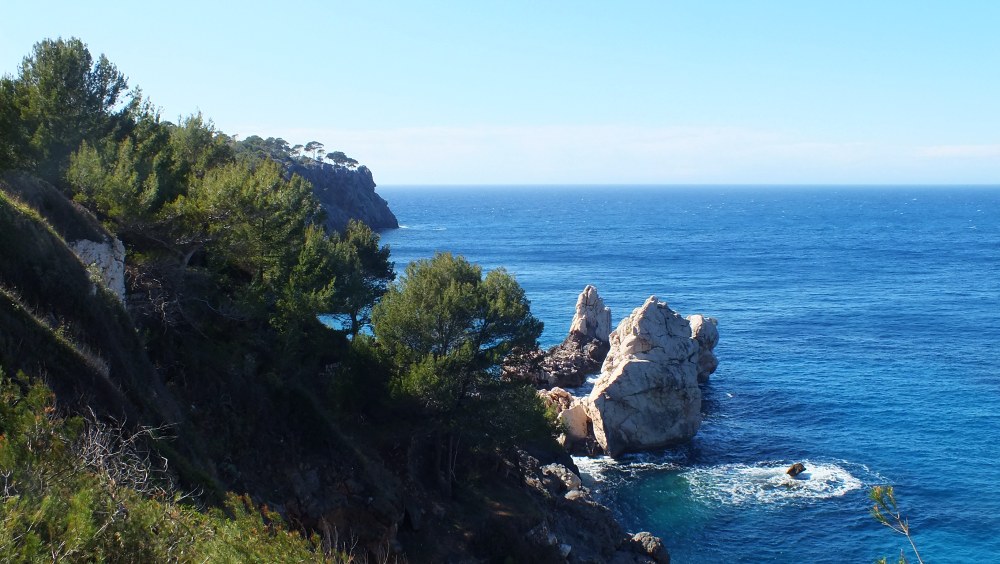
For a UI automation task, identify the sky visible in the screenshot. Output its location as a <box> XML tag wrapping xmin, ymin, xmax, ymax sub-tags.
<box><xmin>2</xmin><ymin>1</ymin><xmax>999</xmax><ymax>185</ymax></box>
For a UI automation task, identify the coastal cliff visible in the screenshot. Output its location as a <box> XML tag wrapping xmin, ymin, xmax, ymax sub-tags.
<box><xmin>288</xmin><ymin>161</ymin><xmax>399</xmax><ymax>232</ymax></box>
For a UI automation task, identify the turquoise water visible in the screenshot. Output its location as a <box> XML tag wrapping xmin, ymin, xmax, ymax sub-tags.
<box><xmin>378</xmin><ymin>186</ymin><xmax>1000</xmax><ymax>563</ymax></box>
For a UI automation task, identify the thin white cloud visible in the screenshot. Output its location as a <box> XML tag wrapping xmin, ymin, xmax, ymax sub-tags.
<box><xmin>259</xmin><ymin>124</ymin><xmax>999</xmax><ymax>185</ymax></box>
<box><xmin>919</xmin><ymin>145</ymin><xmax>1000</xmax><ymax>158</ymax></box>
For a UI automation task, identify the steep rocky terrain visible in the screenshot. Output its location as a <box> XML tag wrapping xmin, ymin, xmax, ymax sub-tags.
<box><xmin>288</xmin><ymin>161</ymin><xmax>399</xmax><ymax>232</ymax></box>
<box><xmin>0</xmin><ymin>172</ymin><xmax>669</xmax><ymax>562</ymax></box>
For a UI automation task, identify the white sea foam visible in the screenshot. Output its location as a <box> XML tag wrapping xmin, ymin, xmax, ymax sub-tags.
<box><xmin>572</xmin><ymin>452</ymin><xmax>683</xmax><ymax>484</ymax></box>
<box><xmin>565</xmin><ymin>373</ymin><xmax>601</xmax><ymax>397</ymax></box>
<box><xmin>573</xmin><ymin>456</ymin><xmax>866</xmax><ymax>506</ymax></box>
<box><xmin>681</xmin><ymin>460</ymin><xmax>862</xmax><ymax>506</ymax></box>
<box><xmin>396</xmin><ymin>224</ymin><xmax>446</xmax><ymax>231</ymax></box>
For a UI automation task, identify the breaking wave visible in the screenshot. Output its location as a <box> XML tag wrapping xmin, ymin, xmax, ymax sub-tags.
<box><xmin>680</xmin><ymin>460</ymin><xmax>863</xmax><ymax>506</ymax></box>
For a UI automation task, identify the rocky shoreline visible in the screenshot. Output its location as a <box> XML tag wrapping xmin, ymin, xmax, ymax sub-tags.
<box><xmin>510</xmin><ymin>285</ymin><xmax>719</xmax><ymax>458</ymax></box>
<box><xmin>502</xmin><ymin>285</ymin><xmax>720</xmax><ymax>561</ymax></box>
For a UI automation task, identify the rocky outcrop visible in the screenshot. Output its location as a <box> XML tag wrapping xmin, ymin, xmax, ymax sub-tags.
<box><xmin>288</xmin><ymin>162</ymin><xmax>398</xmax><ymax>232</ymax></box>
<box><xmin>688</xmin><ymin>314</ymin><xmax>719</xmax><ymax>383</ymax></box>
<box><xmin>539</xmin><ymin>286</ymin><xmax>613</xmax><ymax>387</ymax></box>
<box><xmin>557</xmin><ymin>403</ymin><xmax>590</xmax><ymax>446</ymax></box>
<box><xmin>70</xmin><ymin>237</ymin><xmax>126</xmax><ymax>302</ymax></box>
<box><xmin>539</xmin><ymin>335</ymin><xmax>609</xmax><ymax>388</ymax></box>
<box><xmin>539</xmin><ymin>387</ymin><xmax>575</xmax><ymax>412</ymax></box>
<box><xmin>517</xmin><ymin>450</ymin><xmax>669</xmax><ymax>563</ymax></box>
<box><xmin>569</xmin><ymin>285</ymin><xmax>612</xmax><ymax>343</ymax></box>
<box><xmin>513</xmin><ymin>289</ymin><xmax>720</xmax><ymax>457</ymax></box>
<box><xmin>584</xmin><ymin>297</ymin><xmax>703</xmax><ymax>457</ymax></box>
<box><xmin>505</xmin><ymin>286</ymin><xmax>613</xmax><ymax>388</ymax></box>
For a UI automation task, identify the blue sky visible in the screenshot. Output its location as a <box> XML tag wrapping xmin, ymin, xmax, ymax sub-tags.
<box><xmin>2</xmin><ymin>1</ymin><xmax>998</xmax><ymax>184</ymax></box>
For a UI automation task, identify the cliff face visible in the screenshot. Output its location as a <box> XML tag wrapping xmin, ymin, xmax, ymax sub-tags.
<box><xmin>288</xmin><ymin>162</ymin><xmax>398</xmax><ymax>232</ymax></box>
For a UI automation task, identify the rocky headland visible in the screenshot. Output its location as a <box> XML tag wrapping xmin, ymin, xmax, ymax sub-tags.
<box><xmin>288</xmin><ymin>161</ymin><xmax>399</xmax><ymax>232</ymax></box>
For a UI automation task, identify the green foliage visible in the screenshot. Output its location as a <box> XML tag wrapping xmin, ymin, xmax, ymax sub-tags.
<box><xmin>166</xmin><ymin>113</ymin><xmax>233</xmax><ymax>184</ymax></box>
<box><xmin>326</xmin><ymin>151</ymin><xmax>359</xmax><ymax>168</ymax></box>
<box><xmin>0</xmin><ymin>372</ymin><xmax>339</xmax><ymax>563</ymax></box>
<box><xmin>273</xmin><ymin>225</ymin><xmax>339</xmax><ymax>337</ymax></box>
<box><xmin>179</xmin><ymin>158</ymin><xmax>320</xmax><ymax>286</ymax></box>
<box><xmin>304</xmin><ymin>140</ymin><xmax>325</xmax><ymax>161</ymax></box>
<box><xmin>870</xmin><ymin>485</ymin><xmax>924</xmax><ymax>564</ymax></box>
<box><xmin>328</xmin><ymin>335</ymin><xmax>392</xmax><ymax>417</ymax></box>
<box><xmin>235</xmin><ymin>135</ymin><xmax>293</xmax><ymax>163</ymax></box>
<box><xmin>68</xmin><ymin>112</ymin><xmax>234</xmax><ymax>234</ymax></box>
<box><xmin>372</xmin><ymin>253</ymin><xmax>549</xmax><ymax>492</ymax></box>
<box><xmin>374</xmin><ymin>252</ymin><xmax>542</xmax><ymax>374</ymax></box>
<box><xmin>68</xmin><ymin>135</ymin><xmax>161</xmax><ymax>224</ymax></box>
<box><xmin>3</xmin><ymin>37</ymin><xmax>137</xmax><ymax>182</ymax></box>
<box><xmin>330</xmin><ymin>220</ymin><xmax>394</xmax><ymax>336</ymax></box>
<box><xmin>0</xmin><ymin>77</ymin><xmax>23</xmax><ymax>170</ymax></box>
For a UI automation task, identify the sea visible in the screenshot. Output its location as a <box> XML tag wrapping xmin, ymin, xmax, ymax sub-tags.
<box><xmin>376</xmin><ymin>185</ymin><xmax>1000</xmax><ymax>563</ymax></box>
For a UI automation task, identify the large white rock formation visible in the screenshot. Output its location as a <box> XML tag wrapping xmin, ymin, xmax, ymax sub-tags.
<box><xmin>584</xmin><ymin>296</ymin><xmax>703</xmax><ymax>456</ymax></box>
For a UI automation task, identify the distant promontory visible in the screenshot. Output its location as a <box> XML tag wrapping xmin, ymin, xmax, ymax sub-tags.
<box><xmin>289</xmin><ymin>161</ymin><xmax>399</xmax><ymax>232</ymax></box>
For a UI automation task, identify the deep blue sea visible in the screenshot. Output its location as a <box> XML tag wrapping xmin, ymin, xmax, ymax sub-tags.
<box><xmin>377</xmin><ymin>185</ymin><xmax>1000</xmax><ymax>563</ymax></box>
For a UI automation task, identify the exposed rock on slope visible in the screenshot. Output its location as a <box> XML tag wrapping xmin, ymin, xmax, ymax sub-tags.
<box><xmin>0</xmin><ymin>172</ymin><xmax>182</xmax><ymax>426</ymax></box>
<box><xmin>288</xmin><ymin>162</ymin><xmax>398</xmax><ymax>232</ymax></box>
<box><xmin>0</xmin><ymin>171</ymin><xmax>127</xmax><ymax>302</ymax></box>
<box><xmin>70</xmin><ymin>237</ymin><xmax>126</xmax><ymax>302</ymax></box>
<box><xmin>584</xmin><ymin>297</ymin><xmax>703</xmax><ymax>457</ymax></box>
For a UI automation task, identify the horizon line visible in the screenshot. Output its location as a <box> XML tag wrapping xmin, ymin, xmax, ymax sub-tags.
<box><xmin>378</xmin><ymin>182</ymin><xmax>1000</xmax><ymax>188</ymax></box>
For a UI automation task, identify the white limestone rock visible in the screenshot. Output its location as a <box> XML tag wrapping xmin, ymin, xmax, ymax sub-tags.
<box><xmin>557</xmin><ymin>402</ymin><xmax>590</xmax><ymax>444</ymax></box>
<box><xmin>687</xmin><ymin>314</ymin><xmax>720</xmax><ymax>384</ymax></box>
<box><xmin>70</xmin><ymin>237</ymin><xmax>126</xmax><ymax>303</ymax></box>
<box><xmin>568</xmin><ymin>284</ymin><xmax>612</xmax><ymax>343</ymax></box>
<box><xmin>585</xmin><ymin>296</ymin><xmax>702</xmax><ymax>456</ymax></box>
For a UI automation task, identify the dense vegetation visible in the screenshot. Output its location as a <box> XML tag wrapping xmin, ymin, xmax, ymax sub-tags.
<box><xmin>0</xmin><ymin>38</ymin><xmax>559</xmax><ymax>561</ymax></box>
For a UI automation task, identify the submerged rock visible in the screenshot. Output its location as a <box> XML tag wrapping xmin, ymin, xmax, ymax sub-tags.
<box><xmin>584</xmin><ymin>297</ymin><xmax>702</xmax><ymax>457</ymax></box>
<box><xmin>626</xmin><ymin>532</ymin><xmax>671</xmax><ymax>563</ymax></box>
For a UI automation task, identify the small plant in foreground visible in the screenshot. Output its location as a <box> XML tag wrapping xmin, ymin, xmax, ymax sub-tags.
<box><xmin>870</xmin><ymin>485</ymin><xmax>924</xmax><ymax>564</ymax></box>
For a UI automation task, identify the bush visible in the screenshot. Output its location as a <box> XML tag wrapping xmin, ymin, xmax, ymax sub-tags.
<box><xmin>0</xmin><ymin>371</ymin><xmax>343</xmax><ymax>562</ymax></box>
